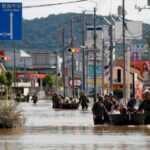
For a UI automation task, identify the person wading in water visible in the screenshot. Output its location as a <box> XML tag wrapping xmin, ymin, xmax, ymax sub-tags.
<box><xmin>92</xmin><ymin>95</ymin><xmax>109</xmax><ymax>124</ymax></box>
<box><xmin>79</xmin><ymin>92</ymin><xmax>89</xmax><ymax>110</ymax></box>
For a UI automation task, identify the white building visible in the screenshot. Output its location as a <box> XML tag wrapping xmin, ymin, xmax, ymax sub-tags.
<box><xmin>85</xmin><ymin>25</ymin><xmax>110</xmax><ymax>95</ymax></box>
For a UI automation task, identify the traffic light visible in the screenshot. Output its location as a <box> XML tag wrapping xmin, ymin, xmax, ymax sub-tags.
<box><xmin>0</xmin><ymin>56</ymin><xmax>10</xmax><ymax>61</ymax></box>
<box><xmin>67</xmin><ymin>48</ymin><xmax>80</xmax><ymax>53</ymax></box>
<box><xmin>68</xmin><ymin>48</ymin><xmax>72</xmax><ymax>53</ymax></box>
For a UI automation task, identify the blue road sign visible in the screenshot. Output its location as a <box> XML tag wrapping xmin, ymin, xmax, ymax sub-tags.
<box><xmin>0</xmin><ymin>3</ymin><xmax>22</xmax><ymax>40</ymax></box>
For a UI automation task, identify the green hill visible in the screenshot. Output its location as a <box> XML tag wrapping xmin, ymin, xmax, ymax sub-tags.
<box><xmin>0</xmin><ymin>13</ymin><xmax>150</xmax><ymax>52</ymax></box>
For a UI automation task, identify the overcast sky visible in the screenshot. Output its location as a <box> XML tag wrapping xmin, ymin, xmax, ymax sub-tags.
<box><xmin>1</xmin><ymin>0</ymin><xmax>150</xmax><ymax>24</ymax></box>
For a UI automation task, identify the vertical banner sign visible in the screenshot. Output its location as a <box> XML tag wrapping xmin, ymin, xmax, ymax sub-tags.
<box><xmin>0</xmin><ymin>3</ymin><xmax>22</xmax><ymax>40</ymax></box>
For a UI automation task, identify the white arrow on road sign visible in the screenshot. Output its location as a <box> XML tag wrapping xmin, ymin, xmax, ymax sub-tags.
<box><xmin>10</xmin><ymin>12</ymin><xmax>13</xmax><ymax>39</ymax></box>
<box><xmin>0</xmin><ymin>12</ymin><xmax>13</xmax><ymax>39</ymax></box>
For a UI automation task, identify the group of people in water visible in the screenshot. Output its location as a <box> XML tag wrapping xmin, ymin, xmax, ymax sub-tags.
<box><xmin>15</xmin><ymin>92</ymin><xmax>38</xmax><ymax>104</ymax></box>
<box><xmin>52</xmin><ymin>91</ymin><xmax>89</xmax><ymax>109</ymax></box>
<box><xmin>52</xmin><ymin>90</ymin><xmax>150</xmax><ymax>120</ymax></box>
<box><xmin>16</xmin><ymin>88</ymin><xmax>150</xmax><ymax>124</ymax></box>
<box><xmin>52</xmin><ymin>92</ymin><xmax>77</xmax><ymax>108</ymax></box>
<box><xmin>92</xmin><ymin>90</ymin><xmax>150</xmax><ymax>124</ymax></box>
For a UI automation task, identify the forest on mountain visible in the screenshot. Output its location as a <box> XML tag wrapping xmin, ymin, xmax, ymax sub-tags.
<box><xmin>0</xmin><ymin>13</ymin><xmax>150</xmax><ymax>52</ymax></box>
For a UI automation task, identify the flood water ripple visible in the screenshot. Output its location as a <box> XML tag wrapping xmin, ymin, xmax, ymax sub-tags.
<box><xmin>0</xmin><ymin>100</ymin><xmax>150</xmax><ymax>150</ymax></box>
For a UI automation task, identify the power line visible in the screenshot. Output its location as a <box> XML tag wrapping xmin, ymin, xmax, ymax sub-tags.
<box><xmin>23</xmin><ymin>0</ymin><xmax>88</xmax><ymax>9</ymax></box>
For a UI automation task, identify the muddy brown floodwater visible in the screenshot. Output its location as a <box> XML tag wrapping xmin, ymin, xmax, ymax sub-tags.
<box><xmin>0</xmin><ymin>100</ymin><xmax>150</xmax><ymax>150</ymax></box>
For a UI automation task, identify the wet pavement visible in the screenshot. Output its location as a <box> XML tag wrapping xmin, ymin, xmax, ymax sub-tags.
<box><xmin>0</xmin><ymin>100</ymin><xmax>150</xmax><ymax>150</ymax></box>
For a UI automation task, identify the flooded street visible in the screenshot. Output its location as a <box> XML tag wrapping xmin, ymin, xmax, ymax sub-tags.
<box><xmin>0</xmin><ymin>100</ymin><xmax>150</xmax><ymax>150</ymax></box>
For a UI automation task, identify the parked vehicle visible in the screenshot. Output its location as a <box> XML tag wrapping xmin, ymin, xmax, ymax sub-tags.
<box><xmin>15</xmin><ymin>93</ymin><xmax>27</xmax><ymax>102</ymax></box>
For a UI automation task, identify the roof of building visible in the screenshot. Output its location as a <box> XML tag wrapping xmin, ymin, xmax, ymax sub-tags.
<box><xmin>114</xmin><ymin>60</ymin><xmax>150</xmax><ymax>81</ymax></box>
<box><xmin>115</xmin><ymin>59</ymin><xmax>150</xmax><ymax>71</ymax></box>
<box><xmin>20</xmin><ymin>49</ymin><xmax>30</xmax><ymax>58</ymax></box>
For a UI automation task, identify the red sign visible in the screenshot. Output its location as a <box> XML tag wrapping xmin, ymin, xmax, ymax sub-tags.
<box><xmin>0</xmin><ymin>50</ymin><xmax>4</xmax><ymax>55</ymax></box>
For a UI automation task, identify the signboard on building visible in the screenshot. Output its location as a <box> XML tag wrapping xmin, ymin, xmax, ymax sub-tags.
<box><xmin>32</xmin><ymin>52</ymin><xmax>50</xmax><ymax>66</ymax></box>
<box><xmin>115</xmin><ymin>21</ymin><xmax>142</xmax><ymax>40</ymax></box>
<box><xmin>131</xmin><ymin>52</ymin><xmax>140</xmax><ymax>60</ymax></box>
<box><xmin>0</xmin><ymin>3</ymin><xmax>22</xmax><ymax>40</ymax></box>
<box><xmin>88</xmin><ymin>65</ymin><xmax>102</xmax><ymax>75</ymax></box>
<box><xmin>88</xmin><ymin>77</ymin><xmax>102</xmax><ymax>84</ymax></box>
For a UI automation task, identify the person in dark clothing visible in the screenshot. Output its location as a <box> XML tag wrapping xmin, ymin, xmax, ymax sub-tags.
<box><xmin>79</xmin><ymin>92</ymin><xmax>89</xmax><ymax>110</ymax></box>
<box><xmin>127</xmin><ymin>97</ymin><xmax>137</xmax><ymax>112</ymax></box>
<box><xmin>103</xmin><ymin>94</ymin><xmax>113</xmax><ymax>112</ymax></box>
<box><xmin>26</xmin><ymin>93</ymin><xmax>30</xmax><ymax>103</ymax></box>
<box><xmin>138</xmin><ymin>91</ymin><xmax>150</xmax><ymax>124</ymax></box>
<box><xmin>52</xmin><ymin>92</ymin><xmax>62</xmax><ymax>108</ymax></box>
<box><xmin>32</xmin><ymin>93</ymin><xmax>38</xmax><ymax>104</ymax></box>
<box><xmin>92</xmin><ymin>95</ymin><xmax>109</xmax><ymax>124</ymax></box>
<box><xmin>109</xmin><ymin>92</ymin><xmax>117</xmax><ymax>105</ymax></box>
<box><xmin>15</xmin><ymin>93</ymin><xmax>21</xmax><ymax>102</ymax></box>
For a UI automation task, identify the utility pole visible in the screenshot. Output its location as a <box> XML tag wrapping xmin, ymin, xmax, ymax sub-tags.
<box><xmin>109</xmin><ymin>24</ymin><xmax>113</xmax><ymax>93</ymax></box>
<box><xmin>86</xmin><ymin>50</ymin><xmax>89</xmax><ymax>94</ymax></box>
<box><xmin>14</xmin><ymin>41</ymin><xmax>16</xmax><ymax>93</ymax></box>
<box><xmin>102</xmin><ymin>16</ymin><xmax>114</xmax><ymax>95</ymax></box>
<box><xmin>55</xmin><ymin>52</ymin><xmax>58</xmax><ymax>92</ymax></box>
<box><xmin>132</xmin><ymin>73</ymin><xmax>135</xmax><ymax>98</ymax></box>
<box><xmin>102</xmin><ymin>38</ymin><xmax>105</xmax><ymax>96</ymax></box>
<box><xmin>122</xmin><ymin>0</ymin><xmax>127</xmax><ymax>104</ymax></box>
<box><xmin>71</xmin><ymin>17</ymin><xmax>75</xmax><ymax>98</ymax></box>
<box><xmin>82</xmin><ymin>11</ymin><xmax>86</xmax><ymax>92</ymax></box>
<box><xmin>93</xmin><ymin>7</ymin><xmax>97</xmax><ymax>102</ymax></box>
<box><xmin>62</xmin><ymin>26</ymin><xmax>66</xmax><ymax>98</ymax></box>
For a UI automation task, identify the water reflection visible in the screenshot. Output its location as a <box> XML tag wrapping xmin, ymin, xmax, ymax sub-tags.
<box><xmin>0</xmin><ymin>100</ymin><xmax>150</xmax><ymax>150</ymax></box>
